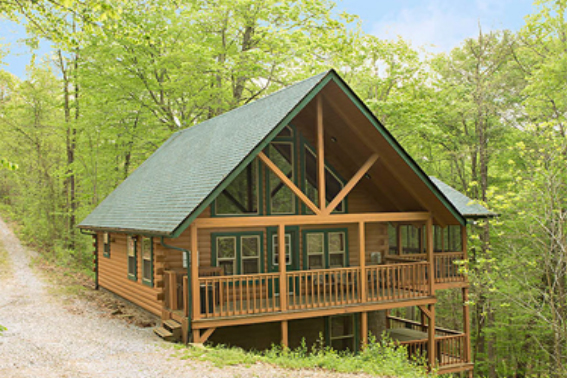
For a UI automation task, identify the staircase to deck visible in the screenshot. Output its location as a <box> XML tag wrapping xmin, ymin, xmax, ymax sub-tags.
<box><xmin>154</xmin><ymin>319</ymin><xmax>182</xmax><ymax>342</ymax></box>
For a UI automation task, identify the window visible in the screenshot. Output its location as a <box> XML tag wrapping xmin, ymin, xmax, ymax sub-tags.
<box><xmin>267</xmin><ymin>142</ymin><xmax>295</xmax><ymax>214</ymax></box>
<box><xmin>241</xmin><ymin>235</ymin><xmax>261</xmax><ymax>274</ymax></box>
<box><xmin>214</xmin><ymin>160</ymin><xmax>260</xmax><ymax>216</ymax></box>
<box><xmin>213</xmin><ymin>233</ymin><xmax>263</xmax><ymax>275</ymax></box>
<box><xmin>303</xmin><ymin>144</ymin><xmax>345</xmax><ymax>214</ymax></box>
<box><xmin>217</xmin><ymin>236</ymin><xmax>237</xmax><ymax>275</ymax></box>
<box><xmin>271</xmin><ymin>233</ymin><xmax>292</xmax><ymax>266</ymax></box>
<box><xmin>306</xmin><ymin>233</ymin><xmax>325</xmax><ymax>269</ymax></box>
<box><xmin>103</xmin><ymin>232</ymin><xmax>111</xmax><ymax>258</ymax></box>
<box><xmin>328</xmin><ymin>232</ymin><xmax>346</xmax><ymax>268</ymax></box>
<box><xmin>141</xmin><ymin>237</ymin><xmax>153</xmax><ymax>286</ymax></box>
<box><xmin>304</xmin><ymin>229</ymin><xmax>348</xmax><ymax>269</ymax></box>
<box><xmin>127</xmin><ymin>236</ymin><xmax>137</xmax><ymax>281</ymax></box>
<box><xmin>328</xmin><ymin>315</ymin><xmax>356</xmax><ymax>352</ymax></box>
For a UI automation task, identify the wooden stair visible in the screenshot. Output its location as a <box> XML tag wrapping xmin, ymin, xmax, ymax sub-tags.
<box><xmin>154</xmin><ymin>319</ymin><xmax>182</xmax><ymax>342</ymax></box>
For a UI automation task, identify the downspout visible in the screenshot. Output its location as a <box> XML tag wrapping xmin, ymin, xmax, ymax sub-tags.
<box><xmin>80</xmin><ymin>229</ymin><xmax>98</xmax><ymax>290</ymax></box>
<box><xmin>160</xmin><ymin>237</ymin><xmax>192</xmax><ymax>343</ymax></box>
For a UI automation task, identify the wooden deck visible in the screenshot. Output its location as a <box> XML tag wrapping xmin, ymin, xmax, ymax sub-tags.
<box><xmin>387</xmin><ymin>316</ymin><xmax>470</xmax><ymax>370</ymax></box>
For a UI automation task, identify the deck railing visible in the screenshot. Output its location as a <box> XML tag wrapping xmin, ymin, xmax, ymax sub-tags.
<box><xmin>367</xmin><ymin>262</ymin><xmax>430</xmax><ymax>302</ymax></box>
<box><xmin>388</xmin><ymin>316</ymin><xmax>467</xmax><ymax>366</ymax></box>
<box><xmin>385</xmin><ymin>253</ymin><xmax>466</xmax><ymax>284</ymax></box>
<box><xmin>198</xmin><ymin>272</ymin><xmax>281</xmax><ymax>318</ymax></box>
<box><xmin>434</xmin><ymin>252</ymin><xmax>466</xmax><ymax>283</ymax></box>
<box><xmin>166</xmin><ymin>261</ymin><xmax>447</xmax><ymax>320</ymax></box>
<box><xmin>287</xmin><ymin>267</ymin><xmax>362</xmax><ymax>310</ymax></box>
<box><xmin>387</xmin><ymin>315</ymin><xmax>463</xmax><ymax>337</ymax></box>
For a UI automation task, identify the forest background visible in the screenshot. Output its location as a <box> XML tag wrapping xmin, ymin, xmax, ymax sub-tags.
<box><xmin>1</xmin><ymin>1</ymin><xmax>567</xmax><ymax>377</ymax></box>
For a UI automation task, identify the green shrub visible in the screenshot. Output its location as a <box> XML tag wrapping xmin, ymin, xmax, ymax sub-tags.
<box><xmin>175</xmin><ymin>334</ymin><xmax>431</xmax><ymax>378</ymax></box>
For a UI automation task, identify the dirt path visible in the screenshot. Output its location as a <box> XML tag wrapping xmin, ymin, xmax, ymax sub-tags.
<box><xmin>0</xmin><ymin>218</ymin><xmax>371</xmax><ymax>378</ymax></box>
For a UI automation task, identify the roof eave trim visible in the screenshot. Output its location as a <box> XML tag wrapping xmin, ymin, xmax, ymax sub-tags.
<box><xmin>77</xmin><ymin>224</ymin><xmax>172</xmax><ymax>237</ymax></box>
<box><xmin>168</xmin><ymin>71</ymin><xmax>335</xmax><ymax>239</ymax></box>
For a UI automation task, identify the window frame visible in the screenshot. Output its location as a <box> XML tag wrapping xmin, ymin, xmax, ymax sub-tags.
<box><xmin>141</xmin><ymin>236</ymin><xmax>154</xmax><ymax>287</ymax></box>
<box><xmin>103</xmin><ymin>232</ymin><xmax>111</xmax><ymax>258</ymax></box>
<box><xmin>299</xmin><ymin>136</ymin><xmax>347</xmax><ymax>215</ymax></box>
<box><xmin>127</xmin><ymin>235</ymin><xmax>137</xmax><ymax>281</ymax></box>
<box><xmin>302</xmin><ymin>228</ymin><xmax>349</xmax><ymax>270</ymax></box>
<box><xmin>211</xmin><ymin>158</ymin><xmax>263</xmax><ymax>217</ymax></box>
<box><xmin>211</xmin><ymin>232</ymin><xmax>264</xmax><ymax>276</ymax></box>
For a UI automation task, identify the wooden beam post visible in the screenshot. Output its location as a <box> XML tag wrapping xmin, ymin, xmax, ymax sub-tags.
<box><xmin>361</xmin><ymin>311</ymin><xmax>368</xmax><ymax>348</ymax></box>
<box><xmin>192</xmin><ymin>329</ymin><xmax>200</xmax><ymax>344</ymax></box>
<box><xmin>317</xmin><ymin>95</ymin><xmax>325</xmax><ymax>211</ymax></box>
<box><xmin>258</xmin><ymin>152</ymin><xmax>321</xmax><ymax>215</ymax></box>
<box><xmin>325</xmin><ymin>153</ymin><xmax>379</xmax><ymax>215</ymax></box>
<box><xmin>427</xmin><ymin>304</ymin><xmax>436</xmax><ymax>370</ymax></box>
<box><xmin>385</xmin><ymin>309</ymin><xmax>391</xmax><ymax>329</ymax></box>
<box><xmin>426</xmin><ymin>216</ymin><xmax>435</xmax><ymax>295</ymax></box>
<box><xmin>278</xmin><ymin>224</ymin><xmax>287</xmax><ymax>312</ymax></box>
<box><xmin>191</xmin><ymin>224</ymin><xmax>200</xmax><ymax>321</ymax></box>
<box><xmin>281</xmin><ymin>320</ymin><xmax>289</xmax><ymax>347</ymax></box>
<box><xmin>358</xmin><ymin>221</ymin><xmax>367</xmax><ymax>302</ymax></box>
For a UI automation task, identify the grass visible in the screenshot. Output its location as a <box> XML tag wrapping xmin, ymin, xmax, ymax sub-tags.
<box><xmin>174</xmin><ymin>335</ymin><xmax>432</xmax><ymax>378</ymax></box>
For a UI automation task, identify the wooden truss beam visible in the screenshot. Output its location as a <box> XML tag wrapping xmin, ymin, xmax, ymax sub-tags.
<box><xmin>258</xmin><ymin>152</ymin><xmax>321</xmax><ymax>215</ymax></box>
<box><xmin>194</xmin><ymin>211</ymin><xmax>430</xmax><ymax>229</ymax></box>
<box><xmin>324</xmin><ymin>153</ymin><xmax>379</xmax><ymax>215</ymax></box>
<box><xmin>317</xmin><ymin>95</ymin><xmax>326</xmax><ymax>211</ymax></box>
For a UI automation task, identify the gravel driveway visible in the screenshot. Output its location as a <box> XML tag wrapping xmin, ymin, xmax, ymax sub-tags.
<box><xmin>0</xmin><ymin>217</ymin><xmax>373</xmax><ymax>378</ymax></box>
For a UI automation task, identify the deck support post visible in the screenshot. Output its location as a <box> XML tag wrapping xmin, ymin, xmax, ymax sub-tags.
<box><xmin>360</xmin><ymin>311</ymin><xmax>368</xmax><ymax>348</ymax></box>
<box><xmin>426</xmin><ymin>216</ymin><xmax>435</xmax><ymax>295</ymax></box>
<box><xmin>281</xmin><ymin>320</ymin><xmax>289</xmax><ymax>347</ymax></box>
<box><xmin>463</xmin><ymin>288</ymin><xmax>471</xmax><ymax>363</ymax></box>
<box><xmin>278</xmin><ymin>224</ymin><xmax>287</xmax><ymax>312</ymax></box>
<box><xmin>427</xmin><ymin>304</ymin><xmax>436</xmax><ymax>370</ymax></box>
<box><xmin>191</xmin><ymin>224</ymin><xmax>200</xmax><ymax>321</ymax></box>
<box><xmin>317</xmin><ymin>95</ymin><xmax>325</xmax><ymax>211</ymax></box>
<box><xmin>358</xmin><ymin>221</ymin><xmax>367</xmax><ymax>302</ymax></box>
<box><xmin>385</xmin><ymin>309</ymin><xmax>391</xmax><ymax>329</ymax></box>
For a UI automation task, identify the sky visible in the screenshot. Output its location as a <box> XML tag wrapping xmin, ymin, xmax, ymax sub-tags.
<box><xmin>0</xmin><ymin>0</ymin><xmax>537</xmax><ymax>79</ymax></box>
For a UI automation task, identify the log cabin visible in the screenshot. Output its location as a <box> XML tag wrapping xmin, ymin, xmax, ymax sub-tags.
<box><xmin>79</xmin><ymin>70</ymin><xmax>494</xmax><ymax>376</ymax></box>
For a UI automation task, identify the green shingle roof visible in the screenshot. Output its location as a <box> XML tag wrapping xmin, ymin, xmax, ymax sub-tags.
<box><xmin>79</xmin><ymin>72</ymin><xmax>329</xmax><ymax>235</ymax></box>
<box><xmin>80</xmin><ymin>70</ymin><xmax>486</xmax><ymax>236</ymax></box>
<box><xmin>429</xmin><ymin>177</ymin><xmax>496</xmax><ymax>219</ymax></box>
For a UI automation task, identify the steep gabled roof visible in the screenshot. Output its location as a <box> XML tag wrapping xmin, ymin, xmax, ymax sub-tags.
<box><xmin>80</xmin><ymin>70</ymin><xmax>473</xmax><ymax>236</ymax></box>
<box><xmin>429</xmin><ymin>177</ymin><xmax>497</xmax><ymax>219</ymax></box>
<box><xmin>79</xmin><ymin>72</ymin><xmax>329</xmax><ymax>235</ymax></box>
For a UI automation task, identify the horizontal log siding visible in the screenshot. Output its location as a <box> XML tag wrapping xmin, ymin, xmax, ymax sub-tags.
<box><xmin>97</xmin><ymin>233</ymin><xmax>161</xmax><ymax>315</ymax></box>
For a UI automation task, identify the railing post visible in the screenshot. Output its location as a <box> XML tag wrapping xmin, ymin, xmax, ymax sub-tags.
<box><xmin>358</xmin><ymin>221</ymin><xmax>367</xmax><ymax>302</ymax></box>
<box><xmin>426</xmin><ymin>216</ymin><xmax>435</xmax><ymax>295</ymax></box>
<box><xmin>191</xmin><ymin>224</ymin><xmax>200</xmax><ymax>321</ymax></box>
<box><xmin>278</xmin><ymin>224</ymin><xmax>287</xmax><ymax>312</ymax></box>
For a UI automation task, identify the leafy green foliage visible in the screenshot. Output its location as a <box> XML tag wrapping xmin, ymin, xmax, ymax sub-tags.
<box><xmin>175</xmin><ymin>336</ymin><xmax>431</xmax><ymax>378</ymax></box>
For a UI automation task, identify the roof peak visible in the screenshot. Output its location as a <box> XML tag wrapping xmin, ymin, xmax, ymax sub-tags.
<box><xmin>175</xmin><ymin>70</ymin><xmax>333</xmax><ymax>136</ymax></box>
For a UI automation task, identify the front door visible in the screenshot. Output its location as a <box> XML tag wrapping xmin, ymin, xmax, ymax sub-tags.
<box><xmin>267</xmin><ymin>226</ymin><xmax>300</xmax><ymax>295</ymax></box>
